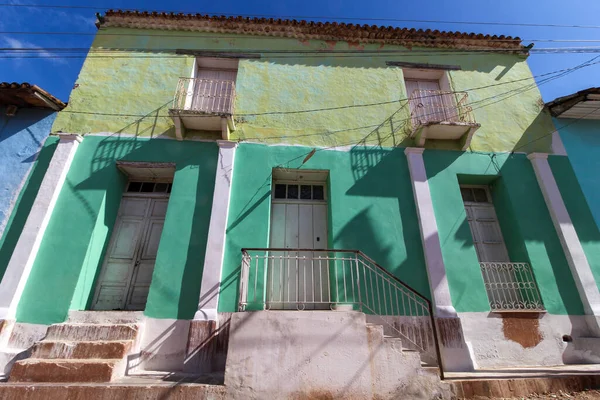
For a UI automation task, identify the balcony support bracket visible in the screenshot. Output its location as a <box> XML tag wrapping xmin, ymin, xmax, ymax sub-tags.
<box><xmin>170</xmin><ymin>111</ymin><xmax>187</xmax><ymax>141</ymax></box>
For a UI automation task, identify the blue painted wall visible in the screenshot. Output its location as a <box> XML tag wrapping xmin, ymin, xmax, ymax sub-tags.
<box><xmin>0</xmin><ymin>106</ymin><xmax>57</xmax><ymax>279</ymax></box>
<box><xmin>557</xmin><ymin>118</ymin><xmax>600</xmax><ymax>229</ymax></box>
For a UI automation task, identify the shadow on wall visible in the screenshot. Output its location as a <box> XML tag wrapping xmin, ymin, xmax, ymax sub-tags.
<box><xmin>0</xmin><ymin>139</ymin><xmax>58</xmax><ymax>282</ymax></box>
<box><xmin>340</xmin><ymin>145</ymin><xmax>431</xmax><ymax>299</ymax></box>
<box><xmin>16</xmin><ymin>132</ymin><xmax>218</xmax><ymax>325</ymax></box>
<box><xmin>511</xmin><ymin>111</ymin><xmax>554</xmax><ymax>154</ymax></box>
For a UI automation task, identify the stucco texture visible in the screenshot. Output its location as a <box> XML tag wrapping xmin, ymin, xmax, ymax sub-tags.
<box><xmin>219</xmin><ymin>142</ymin><xmax>428</xmax><ymax>312</ymax></box>
<box><xmin>53</xmin><ymin>28</ymin><xmax>555</xmax><ymax>153</ymax></box>
<box><xmin>424</xmin><ymin>150</ymin><xmax>584</xmax><ymax>315</ymax></box>
<box><xmin>549</xmin><ymin>154</ymin><xmax>600</xmax><ymax>293</ymax></box>
<box><xmin>15</xmin><ymin>136</ymin><xmax>218</xmax><ymax>325</ymax></box>
<box><xmin>0</xmin><ymin>108</ymin><xmax>56</xmax><ymax>238</ymax></box>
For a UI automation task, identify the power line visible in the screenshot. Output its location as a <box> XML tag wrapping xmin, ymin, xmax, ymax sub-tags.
<box><xmin>512</xmin><ymin>105</ymin><xmax>600</xmax><ymax>153</ymax></box>
<box><xmin>46</xmin><ymin>57</ymin><xmax>598</xmax><ymax>121</ymax></box>
<box><xmin>5</xmin><ymin>30</ymin><xmax>600</xmax><ymax>44</ymax></box>
<box><xmin>1</xmin><ymin>3</ymin><xmax>600</xmax><ymax>30</ymax></box>
<box><xmin>4</xmin><ymin>47</ymin><xmax>600</xmax><ymax>54</ymax></box>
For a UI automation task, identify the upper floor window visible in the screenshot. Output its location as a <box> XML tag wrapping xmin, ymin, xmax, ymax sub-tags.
<box><xmin>188</xmin><ymin>58</ymin><xmax>238</xmax><ymax>114</ymax></box>
<box><xmin>403</xmin><ymin>68</ymin><xmax>479</xmax><ymax>149</ymax></box>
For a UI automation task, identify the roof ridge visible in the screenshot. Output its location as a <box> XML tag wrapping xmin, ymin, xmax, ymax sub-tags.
<box><xmin>99</xmin><ymin>10</ymin><xmax>525</xmax><ymax>53</ymax></box>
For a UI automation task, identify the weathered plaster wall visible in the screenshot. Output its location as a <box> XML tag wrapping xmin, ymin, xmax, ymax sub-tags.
<box><xmin>0</xmin><ymin>108</ymin><xmax>56</xmax><ymax>238</ymax></box>
<box><xmin>219</xmin><ymin>142</ymin><xmax>428</xmax><ymax>312</ymax></box>
<box><xmin>424</xmin><ymin>150</ymin><xmax>584</xmax><ymax>315</ymax></box>
<box><xmin>15</xmin><ymin>136</ymin><xmax>218</xmax><ymax>325</ymax></box>
<box><xmin>52</xmin><ymin>28</ymin><xmax>555</xmax><ymax>153</ymax></box>
<box><xmin>549</xmin><ymin>154</ymin><xmax>600</xmax><ymax>293</ymax></box>
<box><xmin>556</xmin><ymin>118</ymin><xmax>600</xmax><ymax>235</ymax></box>
<box><xmin>0</xmin><ymin>108</ymin><xmax>57</xmax><ymax>281</ymax></box>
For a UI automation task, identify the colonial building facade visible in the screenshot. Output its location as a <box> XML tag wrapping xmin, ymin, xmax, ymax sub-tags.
<box><xmin>1</xmin><ymin>10</ymin><xmax>600</xmax><ymax>398</ymax></box>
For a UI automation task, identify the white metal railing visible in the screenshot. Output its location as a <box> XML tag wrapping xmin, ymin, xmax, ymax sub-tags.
<box><xmin>239</xmin><ymin>248</ymin><xmax>443</xmax><ymax>373</ymax></box>
<box><xmin>408</xmin><ymin>89</ymin><xmax>476</xmax><ymax>127</ymax></box>
<box><xmin>480</xmin><ymin>262</ymin><xmax>545</xmax><ymax>311</ymax></box>
<box><xmin>172</xmin><ymin>77</ymin><xmax>235</xmax><ymax>114</ymax></box>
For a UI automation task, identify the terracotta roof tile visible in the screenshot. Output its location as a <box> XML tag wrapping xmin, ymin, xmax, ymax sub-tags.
<box><xmin>0</xmin><ymin>82</ymin><xmax>66</xmax><ymax>110</ymax></box>
<box><xmin>99</xmin><ymin>10</ymin><xmax>525</xmax><ymax>52</ymax></box>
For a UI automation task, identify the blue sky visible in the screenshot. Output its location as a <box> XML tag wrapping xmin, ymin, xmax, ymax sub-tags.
<box><xmin>1</xmin><ymin>0</ymin><xmax>599</xmax><ymax>102</ymax></box>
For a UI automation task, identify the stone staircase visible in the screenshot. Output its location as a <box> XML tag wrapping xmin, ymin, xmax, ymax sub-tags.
<box><xmin>9</xmin><ymin>317</ymin><xmax>140</xmax><ymax>383</ymax></box>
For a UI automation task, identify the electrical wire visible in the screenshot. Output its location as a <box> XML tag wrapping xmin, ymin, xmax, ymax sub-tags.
<box><xmin>1</xmin><ymin>3</ymin><xmax>600</xmax><ymax>30</ymax></box>
<box><xmin>44</xmin><ymin>56</ymin><xmax>599</xmax><ymax>121</ymax></box>
<box><xmin>4</xmin><ymin>47</ymin><xmax>600</xmax><ymax>55</ymax></box>
<box><xmin>3</xmin><ymin>31</ymin><xmax>600</xmax><ymax>43</ymax></box>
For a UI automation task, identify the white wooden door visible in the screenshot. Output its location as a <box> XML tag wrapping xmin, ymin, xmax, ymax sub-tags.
<box><xmin>406</xmin><ymin>79</ymin><xmax>445</xmax><ymax>122</ymax></box>
<box><xmin>193</xmin><ymin>68</ymin><xmax>237</xmax><ymax>112</ymax></box>
<box><xmin>92</xmin><ymin>197</ymin><xmax>168</xmax><ymax>311</ymax></box>
<box><xmin>464</xmin><ymin>202</ymin><xmax>509</xmax><ymax>263</ymax></box>
<box><xmin>268</xmin><ymin>202</ymin><xmax>328</xmax><ymax>309</ymax></box>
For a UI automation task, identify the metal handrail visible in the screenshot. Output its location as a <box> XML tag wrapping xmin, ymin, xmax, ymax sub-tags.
<box><xmin>239</xmin><ymin>248</ymin><xmax>444</xmax><ymax>379</ymax></box>
<box><xmin>408</xmin><ymin>89</ymin><xmax>476</xmax><ymax>127</ymax></box>
<box><xmin>172</xmin><ymin>77</ymin><xmax>235</xmax><ymax>114</ymax></box>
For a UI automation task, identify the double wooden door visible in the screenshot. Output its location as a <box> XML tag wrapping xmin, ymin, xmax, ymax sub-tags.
<box><xmin>92</xmin><ymin>196</ymin><xmax>167</xmax><ymax>311</ymax></box>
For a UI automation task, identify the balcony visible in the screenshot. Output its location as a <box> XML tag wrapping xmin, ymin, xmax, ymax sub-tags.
<box><xmin>238</xmin><ymin>248</ymin><xmax>439</xmax><ymax>358</ymax></box>
<box><xmin>408</xmin><ymin>90</ymin><xmax>480</xmax><ymax>150</ymax></box>
<box><xmin>169</xmin><ymin>77</ymin><xmax>236</xmax><ymax>140</ymax></box>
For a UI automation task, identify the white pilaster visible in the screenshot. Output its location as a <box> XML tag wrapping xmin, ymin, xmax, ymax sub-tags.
<box><xmin>528</xmin><ymin>153</ymin><xmax>600</xmax><ymax>316</ymax></box>
<box><xmin>194</xmin><ymin>140</ymin><xmax>237</xmax><ymax>321</ymax></box>
<box><xmin>405</xmin><ymin>147</ymin><xmax>457</xmax><ymax>318</ymax></box>
<box><xmin>0</xmin><ymin>134</ymin><xmax>82</xmax><ymax>320</ymax></box>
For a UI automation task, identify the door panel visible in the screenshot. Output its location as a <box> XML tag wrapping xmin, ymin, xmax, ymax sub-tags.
<box><xmin>140</xmin><ymin>220</ymin><xmax>164</xmax><ymax>259</ymax></box>
<box><xmin>465</xmin><ymin>203</ymin><xmax>509</xmax><ymax>263</ymax></box>
<box><xmin>120</xmin><ymin>198</ymin><xmax>149</xmax><ymax>217</ymax></box>
<box><xmin>93</xmin><ymin>196</ymin><xmax>168</xmax><ymax>311</ymax></box>
<box><xmin>284</xmin><ymin>204</ymin><xmax>299</xmax><ymax>308</ymax></box>
<box><xmin>150</xmin><ymin>199</ymin><xmax>169</xmax><ymax>217</ymax></box>
<box><xmin>194</xmin><ymin>69</ymin><xmax>237</xmax><ymax>112</ymax></box>
<box><xmin>109</xmin><ymin>219</ymin><xmax>144</xmax><ymax>259</ymax></box>
<box><xmin>93</xmin><ymin>260</ymin><xmax>131</xmax><ymax>311</ymax></box>
<box><xmin>299</xmin><ymin>205</ymin><xmax>314</xmax><ymax>306</ymax></box>
<box><xmin>268</xmin><ymin>201</ymin><xmax>329</xmax><ymax>309</ymax></box>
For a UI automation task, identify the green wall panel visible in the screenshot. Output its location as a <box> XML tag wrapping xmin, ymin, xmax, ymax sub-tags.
<box><xmin>424</xmin><ymin>150</ymin><xmax>584</xmax><ymax>315</ymax></box>
<box><xmin>0</xmin><ymin>137</ymin><xmax>58</xmax><ymax>281</ymax></box>
<box><xmin>218</xmin><ymin>143</ymin><xmax>429</xmax><ymax>312</ymax></box>
<box><xmin>550</xmin><ymin>155</ymin><xmax>600</xmax><ymax>293</ymax></box>
<box><xmin>16</xmin><ymin>135</ymin><xmax>217</xmax><ymax>324</ymax></box>
<box><xmin>53</xmin><ymin>28</ymin><xmax>555</xmax><ymax>153</ymax></box>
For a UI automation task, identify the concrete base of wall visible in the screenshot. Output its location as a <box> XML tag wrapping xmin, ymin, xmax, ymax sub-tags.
<box><xmin>0</xmin><ymin>321</ymin><xmax>47</xmax><ymax>377</ymax></box>
<box><xmin>183</xmin><ymin>313</ymin><xmax>232</xmax><ymax>374</ymax></box>
<box><xmin>459</xmin><ymin>311</ymin><xmax>600</xmax><ymax>368</ymax></box>
<box><xmin>224</xmin><ymin>310</ymin><xmax>452</xmax><ymax>399</ymax></box>
<box><xmin>131</xmin><ymin>317</ymin><xmax>190</xmax><ymax>373</ymax></box>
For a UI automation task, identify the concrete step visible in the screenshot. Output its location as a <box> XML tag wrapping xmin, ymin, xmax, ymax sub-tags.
<box><xmin>0</xmin><ymin>348</ymin><xmax>29</xmax><ymax>375</ymax></box>
<box><xmin>0</xmin><ymin>381</ymin><xmax>227</xmax><ymax>400</ymax></box>
<box><xmin>9</xmin><ymin>359</ymin><xmax>123</xmax><ymax>383</ymax></box>
<box><xmin>31</xmin><ymin>341</ymin><xmax>133</xmax><ymax>360</ymax></box>
<box><xmin>45</xmin><ymin>324</ymin><xmax>138</xmax><ymax>342</ymax></box>
<box><xmin>448</xmin><ymin>374</ymin><xmax>600</xmax><ymax>399</ymax></box>
<box><xmin>67</xmin><ymin>311</ymin><xmax>144</xmax><ymax>325</ymax></box>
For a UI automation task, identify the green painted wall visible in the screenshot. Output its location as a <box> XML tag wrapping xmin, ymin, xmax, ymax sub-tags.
<box><xmin>424</xmin><ymin>150</ymin><xmax>584</xmax><ymax>315</ymax></box>
<box><xmin>16</xmin><ymin>135</ymin><xmax>217</xmax><ymax>324</ymax></box>
<box><xmin>53</xmin><ymin>28</ymin><xmax>555</xmax><ymax>153</ymax></box>
<box><xmin>550</xmin><ymin>155</ymin><xmax>600</xmax><ymax>293</ymax></box>
<box><xmin>218</xmin><ymin>142</ymin><xmax>429</xmax><ymax>312</ymax></box>
<box><xmin>0</xmin><ymin>137</ymin><xmax>58</xmax><ymax>281</ymax></box>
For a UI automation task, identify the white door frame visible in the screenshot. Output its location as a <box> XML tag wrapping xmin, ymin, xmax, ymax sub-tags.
<box><xmin>268</xmin><ymin>179</ymin><xmax>329</xmax><ymax>309</ymax></box>
<box><xmin>91</xmin><ymin>191</ymin><xmax>169</xmax><ymax>311</ymax></box>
